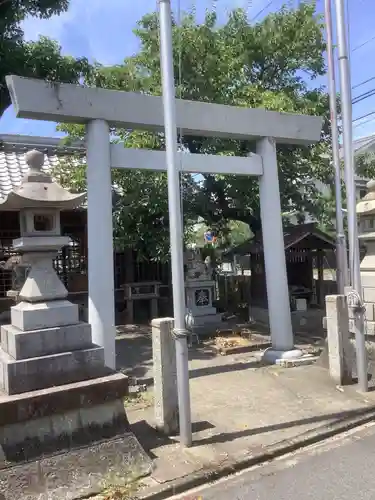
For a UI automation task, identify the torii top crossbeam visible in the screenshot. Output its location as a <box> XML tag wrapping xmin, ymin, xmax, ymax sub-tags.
<box><xmin>6</xmin><ymin>76</ymin><xmax>322</xmax><ymax>145</ymax></box>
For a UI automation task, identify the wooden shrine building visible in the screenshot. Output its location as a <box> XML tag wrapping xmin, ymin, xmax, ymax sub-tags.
<box><xmin>225</xmin><ymin>223</ymin><xmax>338</xmax><ymax>309</ymax></box>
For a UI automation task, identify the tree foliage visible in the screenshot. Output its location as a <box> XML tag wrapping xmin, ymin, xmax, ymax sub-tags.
<box><xmin>54</xmin><ymin>2</ymin><xmax>375</xmax><ymax>258</ymax></box>
<box><xmin>188</xmin><ymin>220</ymin><xmax>252</xmax><ymax>250</ymax></box>
<box><xmin>53</xmin><ymin>127</ymin><xmax>198</xmax><ymax>260</ymax></box>
<box><xmin>118</xmin><ymin>3</ymin><xmax>332</xmax><ymax>235</ymax></box>
<box><xmin>0</xmin><ymin>0</ymin><xmax>91</xmax><ymax>116</ymax></box>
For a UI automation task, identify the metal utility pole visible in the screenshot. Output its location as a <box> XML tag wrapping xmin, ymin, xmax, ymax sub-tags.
<box><xmin>334</xmin><ymin>0</ymin><xmax>368</xmax><ymax>392</ymax></box>
<box><xmin>158</xmin><ymin>0</ymin><xmax>193</xmax><ymax>445</ymax></box>
<box><xmin>324</xmin><ymin>0</ymin><xmax>349</xmax><ymax>294</ymax></box>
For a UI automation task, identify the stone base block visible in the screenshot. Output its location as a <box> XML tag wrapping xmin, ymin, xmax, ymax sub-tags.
<box><xmin>262</xmin><ymin>347</ymin><xmax>303</xmax><ymax>364</ymax></box>
<box><xmin>0</xmin><ymin>345</ymin><xmax>105</xmax><ymax>395</ymax></box>
<box><xmin>365</xmin><ymin>303</ymin><xmax>375</xmax><ymax>321</ymax></box>
<box><xmin>2</xmin><ymin>399</ymin><xmax>127</xmax><ymax>454</ymax></box>
<box><xmin>1</xmin><ymin>323</ymin><xmax>92</xmax><ymax>359</ymax></box>
<box><xmin>275</xmin><ymin>355</ymin><xmax>319</xmax><ymax>368</ymax></box>
<box><xmin>188</xmin><ymin>306</ymin><xmax>218</xmax><ymax>317</ymax></box>
<box><xmin>1</xmin><ymin>322</ymin><xmax>93</xmax><ymax>360</ymax></box>
<box><xmin>0</xmin><ymin>372</ymin><xmax>129</xmax><ymax>461</ymax></box>
<box><xmin>11</xmin><ymin>299</ymin><xmax>79</xmax><ymax>332</ymax></box>
<box><xmin>186</xmin><ymin>312</ymin><xmax>223</xmax><ymax>335</ymax></box>
<box><xmin>365</xmin><ymin>320</ymin><xmax>375</xmax><ymax>335</ymax></box>
<box><xmin>349</xmin><ymin>318</ymin><xmax>375</xmax><ymax>336</ymax></box>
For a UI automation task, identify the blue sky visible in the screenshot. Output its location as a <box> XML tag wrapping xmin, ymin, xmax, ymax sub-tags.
<box><xmin>0</xmin><ymin>0</ymin><xmax>374</xmax><ymax>139</ymax></box>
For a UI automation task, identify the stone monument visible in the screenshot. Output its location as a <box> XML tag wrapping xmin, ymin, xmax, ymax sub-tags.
<box><xmin>0</xmin><ymin>150</ymin><xmax>147</xmax><ymax>470</ymax></box>
<box><xmin>185</xmin><ymin>249</ymin><xmax>222</xmax><ymax>336</ymax></box>
<box><xmin>357</xmin><ymin>179</ymin><xmax>375</xmax><ymax>335</ymax></box>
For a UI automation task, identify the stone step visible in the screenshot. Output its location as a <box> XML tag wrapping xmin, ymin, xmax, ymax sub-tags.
<box><xmin>0</xmin><ymin>372</ymin><xmax>128</xmax><ymax>428</ymax></box>
<box><xmin>0</xmin><ymin>346</ymin><xmax>105</xmax><ymax>395</ymax></box>
<box><xmin>0</xmin><ymin>433</ymin><xmax>151</xmax><ymax>499</ymax></box>
<box><xmin>1</xmin><ymin>323</ymin><xmax>93</xmax><ymax>360</ymax></box>
<box><xmin>0</xmin><ymin>372</ymin><xmax>129</xmax><ymax>462</ymax></box>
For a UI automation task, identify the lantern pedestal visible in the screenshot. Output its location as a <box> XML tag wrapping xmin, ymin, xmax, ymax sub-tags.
<box><xmin>185</xmin><ymin>279</ymin><xmax>223</xmax><ymax>335</ymax></box>
<box><xmin>0</xmin><ymin>234</ymin><xmax>108</xmax><ymax>395</ymax></box>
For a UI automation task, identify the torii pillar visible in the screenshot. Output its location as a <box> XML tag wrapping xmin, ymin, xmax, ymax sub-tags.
<box><xmin>257</xmin><ymin>137</ymin><xmax>302</xmax><ymax>361</ymax></box>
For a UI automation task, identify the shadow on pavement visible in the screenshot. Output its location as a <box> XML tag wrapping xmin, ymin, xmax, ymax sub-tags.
<box><xmin>131</xmin><ymin>419</ymin><xmax>215</xmax><ymax>458</ymax></box>
<box><xmin>116</xmin><ymin>331</ymin><xmax>263</xmax><ymax>384</ymax></box>
<box><xmin>116</xmin><ymin>334</ymin><xmax>152</xmax><ymax>380</ymax></box>
<box><xmin>193</xmin><ymin>405</ymin><xmax>375</xmax><ymax>447</ymax></box>
<box><xmin>123</xmin><ymin>359</ymin><xmax>263</xmax><ymax>388</ymax></box>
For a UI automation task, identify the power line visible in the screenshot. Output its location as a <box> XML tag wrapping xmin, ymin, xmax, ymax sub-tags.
<box><xmin>352</xmin><ymin>34</ymin><xmax>375</xmax><ymax>53</ymax></box>
<box><xmin>353</xmin><ymin>115</ymin><xmax>375</xmax><ymax>128</ymax></box>
<box><xmin>251</xmin><ymin>0</ymin><xmax>275</xmax><ymax>22</ymax></box>
<box><xmin>234</xmin><ymin>2</ymin><xmax>375</xmax><ymax>112</ymax></box>
<box><xmin>352</xmin><ymin>75</ymin><xmax>375</xmax><ymax>90</ymax></box>
<box><xmin>352</xmin><ymin>87</ymin><xmax>375</xmax><ymax>105</ymax></box>
<box><xmin>352</xmin><ymin>110</ymin><xmax>375</xmax><ymax>123</ymax></box>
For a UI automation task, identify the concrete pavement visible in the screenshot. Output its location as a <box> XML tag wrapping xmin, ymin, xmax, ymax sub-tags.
<box><xmin>114</xmin><ymin>328</ymin><xmax>375</xmax><ymax>500</ymax></box>
<box><xmin>167</xmin><ymin>422</ymin><xmax>375</xmax><ymax>500</ymax></box>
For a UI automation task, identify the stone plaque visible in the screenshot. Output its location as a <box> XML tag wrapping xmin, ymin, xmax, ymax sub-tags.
<box><xmin>195</xmin><ymin>289</ymin><xmax>210</xmax><ymax>307</ymax></box>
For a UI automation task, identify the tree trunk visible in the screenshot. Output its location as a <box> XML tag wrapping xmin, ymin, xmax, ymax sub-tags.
<box><xmin>0</xmin><ymin>89</ymin><xmax>11</xmax><ymax>119</ymax></box>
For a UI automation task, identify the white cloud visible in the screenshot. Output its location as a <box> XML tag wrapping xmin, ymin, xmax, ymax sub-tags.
<box><xmin>22</xmin><ymin>7</ymin><xmax>74</xmax><ymax>42</ymax></box>
<box><xmin>21</xmin><ymin>0</ymin><xmax>266</xmax><ymax>65</ymax></box>
<box><xmin>20</xmin><ymin>0</ymin><xmax>153</xmax><ymax>64</ymax></box>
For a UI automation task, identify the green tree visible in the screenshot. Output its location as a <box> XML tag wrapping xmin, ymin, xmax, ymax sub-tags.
<box><xmin>355</xmin><ymin>151</ymin><xmax>375</xmax><ymax>180</ymax></box>
<box><xmin>55</xmin><ymin>2</ymin><xmax>375</xmax><ymax>258</ymax></box>
<box><xmin>188</xmin><ymin>220</ymin><xmax>251</xmax><ymax>249</ymax></box>
<box><xmin>118</xmin><ymin>3</ymin><xmax>332</xmax><ymax>235</ymax></box>
<box><xmin>0</xmin><ymin>0</ymin><xmax>91</xmax><ymax>116</ymax></box>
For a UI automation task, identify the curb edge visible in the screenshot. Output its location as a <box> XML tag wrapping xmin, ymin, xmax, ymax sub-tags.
<box><xmin>137</xmin><ymin>407</ymin><xmax>375</xmax><ymax>500</ymax></box>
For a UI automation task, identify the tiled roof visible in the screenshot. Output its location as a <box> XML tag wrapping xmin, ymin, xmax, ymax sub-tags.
<box><xmin>339</xmin><ymin>133</ymin><xmax>375</xmax><ymax>160</ymax></box>
<box><xmin>224</xmin><ymin>223</ymin><xmax>336</xmax><ymax>257</ymax></box>
<box><xmin>353</xmin><ymin>133</ymin><xmax>375</xmax><ymax>156</ymax></box>
<box><xmin>0</xmin><ymin>134</ymin><xmax>85</xmax><ymax>201</ymax></box>
<box><xmin>337</xmin><ymin>134</ymin><xmax>375</xmax><ymax>184</ymax></box>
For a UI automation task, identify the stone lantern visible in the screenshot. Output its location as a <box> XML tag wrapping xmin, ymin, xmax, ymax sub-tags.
<box><xmin>0</xmin><ymin>150</ymin><xmax>85</xmax><ymax>330</ymax></box>
<box><xmin>0</xmin><ymin>149</ymin><xmax>138</xmax><ymax>473</ymax></box>
<box><xmin>356</xmin><ymin>179</ymin><xmax>375</xmax><ymax>335</ymax></box>
<box><xmin>0</xmin><ymin>149</ymin><xmax>104</xmax><ymax>394</ymax></box>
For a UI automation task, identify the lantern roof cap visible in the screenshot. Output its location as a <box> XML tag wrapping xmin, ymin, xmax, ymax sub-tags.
<box><xmin>0</xmin><ymin>149</ymin><xmax>85</xmax><ymax>210</ymax></box>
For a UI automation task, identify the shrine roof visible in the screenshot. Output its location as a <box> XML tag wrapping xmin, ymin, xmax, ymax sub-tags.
<box><xmin>224</xmin><ymin>223</ymin><xmax>336</xmax><ymax>258</ymax></box>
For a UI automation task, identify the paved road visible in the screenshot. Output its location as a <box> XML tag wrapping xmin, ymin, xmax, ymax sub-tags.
<box><xmin>171</xmin><ymin>423</ymin><xmax>375</xmax><ymax>500</ymax></box>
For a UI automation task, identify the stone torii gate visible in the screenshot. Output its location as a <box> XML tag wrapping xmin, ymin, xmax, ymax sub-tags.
<box><xmin>6</xmin><ymin>75</ymin><xmax>323</xmax><ymax>369</ymax></box>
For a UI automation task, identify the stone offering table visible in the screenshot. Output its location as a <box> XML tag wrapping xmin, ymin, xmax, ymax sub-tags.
<box><xmin>122</xmin><ymin>281</ymin><xmax>161</xmax><ymax>323</ymax></box>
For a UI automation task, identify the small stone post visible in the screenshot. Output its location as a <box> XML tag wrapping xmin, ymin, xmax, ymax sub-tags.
<box><xmin>326</xmin><ymin>294</ymin><xmax>352</xmax><ymax>385</ymax></box>
<box><xmin>152</xmin><ymin>317</ymin><xmax>178</xmax><ymax>434</ymax></box>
